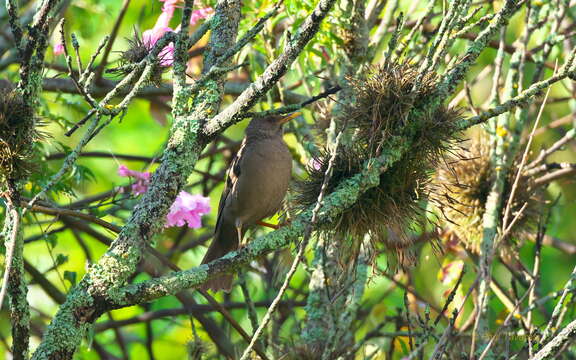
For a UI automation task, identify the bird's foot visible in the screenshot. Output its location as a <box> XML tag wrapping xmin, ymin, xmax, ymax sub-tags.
<box><xmin>257</xmin><ymin>220</ymin><xmax>280</xmax><ymax>230</ymax></box>
<box><xmin>257</xmin><ymin>218</ymin><xmax>293</xmax><ymax>229</ymax></box>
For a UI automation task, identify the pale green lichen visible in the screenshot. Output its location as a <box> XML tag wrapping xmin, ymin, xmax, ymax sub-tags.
<box><xmin>301</xmin><ymin>238</ymin><xmax>333</xmax><ymax>347</ymax></box>
<box><xmin>32</xmin><ymin>290</ymin><xmax>94</xmax><ymax>360</ymax></box>
<box><xmin>31</xmin><ymin>2</ymin><xmax>242</xmax><ymax>357</ymax></box>
<box><xmin>105</xmin><ymin>139</ymin><xmax>411</xmax><ymax>309</ymax></box>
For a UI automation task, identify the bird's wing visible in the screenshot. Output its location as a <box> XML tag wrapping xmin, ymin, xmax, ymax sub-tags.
<box><xmin>214</xmin><ymin>138</ymin><xmax>246</xmax><ymax>230</ymax></box>
<box><xmin>227</xmin><ymin>138</ymin><xmax>292</xmax><ymax>224</ymax></box>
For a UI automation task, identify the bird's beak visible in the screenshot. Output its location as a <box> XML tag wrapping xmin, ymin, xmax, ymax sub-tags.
<box><xmin>278</xmin><ymin>112</ymin><xmax>301</xmax><ymax>125</ymax></box>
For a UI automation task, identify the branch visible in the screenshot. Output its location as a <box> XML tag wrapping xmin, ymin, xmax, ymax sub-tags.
<box><xmin>31</xmin><ymin>1</ymin><xmax>243</xmax><ymax>357</ymax></box>
<box><xmin>93</xmin><ymin>0</ymin><xmax>132</xmax><ymax>81</ymax></box>
<box><xmin>430</xmin><ymin>0</ymin><xmax>519</xmax><ymax>101</ymax></box>
<box><xmin>534</xmin><ymin>166</ymin><xmax>576</xmax><ymax>187</ymax></box>
<box><xmin>95</xmin><ymin>301</ymin><xmax>306</xmax><ymax>331</ymax></box>
<box><xmin>456</xmin><ymin>59</ymin><xmax>576</xmax><ymax>131</ymax></box>
<box><xmin>41</xmin><ymin>78</ymin><xmax>309</xmax><ymax>104</ymax></box>
<box><xmin>107</xmin><ymin>138</ymin><xmax>410</xmax><ymax>307</ymax></box>
<box><xmin>26</xmin><ymin>31</ymin><xmax>181</xmax><ymax>214</ymax></box>
<box><xmin>239</xmin><ymin>128</ymin><xmax>344</xmax><ymax>360</ymax></box>
<box><xmin>203</xmin><ymin>0</ymin><xmax>338</xmax><ymax>136</ymax></box>
<box><xmin>0</xmin><ymin>196</ymin><xmax>29</xmax><ymax>359</ymax></box>
<box><xmin>244</xmin><ymin>85</ymin><xmax>342</xmax><ymax>118</ymax></box>
<box><xmin>527</xmin><ymin>128</ymin><xmax>576</xmax><ymax>169</ymax></box>
<box><xmin>32</xmin><ymin>0</ymin><xmax>337</xmax><ymax>357</ymax></box>
<box><xmin>530</xmin><ymin>318</ymin><xmax>576</xmax><ymax>360</ymax></box>
<box><xmin>22</xmin><ymin>201</ymin><xmax>122</xmax><ymax>234</ymax></box>
<box><xmin>5</xmin><ymin>0</ymin><xmax>24</xmax><ymax>57</ymax></box>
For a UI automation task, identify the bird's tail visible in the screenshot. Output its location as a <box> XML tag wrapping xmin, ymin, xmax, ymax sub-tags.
<box><xmin>200</xmin><ymin>220</ymin><xmax>240</xmax><ymax>292</ymax></box>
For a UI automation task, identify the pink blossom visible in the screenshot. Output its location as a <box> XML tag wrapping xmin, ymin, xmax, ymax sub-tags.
<box><xmin>141</xmin><ymin>3</ymin><xmax>213</xmax><ymax>68</ymax></box>
<box><xmin>142</xmin><ymin>26</ymin><xmax>174</xmax><ymax>49</ymax></box>
<box><xmin>142</xmin><ymin>11</ymin><xmax>174</xmax><ymax>48</ymax></box>
<box><xmin>160</xmin><ymin>0</ymin><xmax>180</xmax><ymax>14</ymax></box>
<box><xmin>308</xmin><ymin>158</ymin><xmax>322</xmax><ymax>171</ymax></box>
<box><xmin>53</xmin><ymin>42</ymin><xmax>65</xmax><ymax>56</ymax></box>
<box><xmin>142</xmin><ymin>25</ymin><xmax>174</xmax><ymax>67</ymax></box>
<box><xmin>158</xmin><ymin>42</ymin><xmax>175</xmax><ymax>66</ymax></box>
<box><xmin>165</xmin><ymin>191</ymin><xmax>211</xmax><ymax>228</ymax></box>
<box><xmin>129</xmin><ymin>181</ymin><xmax>148</xmax><ymax>195</ymax></box>
<box><xmin>190</xmin><ymin>7</ymin><xmax>214</xmax><ymax>26</ymax></box>
<box><xmin>118</xmin><ymin>165</ymin><xmax>151</xmax><ymax>195</ymax></box>
<box><xmin>142</xmin><ymin>8</ymin><xmax>175</xmax><ymax>68</ymax></box>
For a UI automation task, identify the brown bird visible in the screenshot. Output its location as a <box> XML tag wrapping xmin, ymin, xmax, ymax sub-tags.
<box><xmin>201</xmin><ymin>113</ymin><xmax>299</xmax><ymax>292</ymax></box>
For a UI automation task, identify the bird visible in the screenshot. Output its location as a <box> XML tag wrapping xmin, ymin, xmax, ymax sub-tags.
<box><xmin>200</xmin><ymin>113</ymin><xmax>299</xmax><ymax>292</ymax></box>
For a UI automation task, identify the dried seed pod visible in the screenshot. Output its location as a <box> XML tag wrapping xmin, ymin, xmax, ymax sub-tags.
<box><xmin>283</xmin><ymin>344</ymin><xmax>325</xmax><ymax>360</ymax></box>
<box><xmin>186</xmin><ymin>338</ymin><xmax>208</xmax><ymax>360</ymax></box>
<box><xmin>434</xmin><ymin>133</ymin><xmax>543</xmax><ymax>253</ymax></box>
<box><xmin>0</xmin><ymin>81</ymin><xmax>44</xmax><ymax>182</ymax></box>
<box><xmin>292</xmin><ymin>62</ymin><xmax>461</xmax><ymax>268</ymax></box>
<box><xmin>107</xmin><ymin>30</ymin><xmax>168</xmax><ymax>86</ymax></box>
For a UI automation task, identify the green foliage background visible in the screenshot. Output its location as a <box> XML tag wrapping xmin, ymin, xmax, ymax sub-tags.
<box><xmin>1</xmin><ymin>0</ymin><xmax>575</xmax><ymax>358</ymax></box>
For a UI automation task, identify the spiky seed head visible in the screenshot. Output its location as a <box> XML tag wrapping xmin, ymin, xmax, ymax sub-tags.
<box><xmin>292</xmin><ymin>62</ymin><xmax>461</xmax><ymax>269</ymax></box>
<box><xmin>283</xmin><ymin>344</ymin><xmax>327</xmax><ymax>360</ymax></box>
<box><xmin>0</xmin><ymin>81</ymin><xmax>43</xmax><ymax>182</ymax></box>
<box><xmin>108</xmin><ymin>30</ymin><xmax>166</xmax><ymax>86</ymax></box>
<box><xmin>433</xmin><ymin>134</ymin><xmax>543</xmax><ymax>253</ymax></box>
<box><xmin>186</xmin><ymin>338</ymin><xmax>207</xmax><ymax>360</ymax></box>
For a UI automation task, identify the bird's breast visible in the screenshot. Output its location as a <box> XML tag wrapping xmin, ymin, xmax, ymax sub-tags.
<box><xmin>229</xmin><ymin>138</ymin><xmax>292</xmax><ymax>225</ymax></box>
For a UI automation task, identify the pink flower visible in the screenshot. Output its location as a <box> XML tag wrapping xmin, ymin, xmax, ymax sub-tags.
<box><xmin>166</xmin><ymin>191</ymin><xmax>211</xmax><ymax>228</ymax></box>
<box><xmin>158</xmin><ymin>43</ymin><xmax>175</xmax><ymax>66</ymax></box>
<box><xmin>141</xmin><ymin>3</ymin><xmax>213</xmax><ymax>68</ymax></box>
<box><xmin>308</xmin><ymin>158</ymin><xmax>322</xmax><ymax>171</ymax></box>
<box><xmin>142</xmin><ymin>26</ymin><xmax>174</xmax><ymax>49</ymax></box>
<box><xmin>160</xmin><ymin>0</ymin><xmax>180</xmax><ymax>14</ymax></box>
<box><xmin>53</xmin><ymin>42</ymin><xmax>65</xmax><ymax>56</ymax></box>
<box><xmin>190</xmin><ymin>7</ymin><xmax>214</xmax><ymax>26</ymax></box>
<box><xmin>142</xmin><ymin>8</ymin><xmax>175</xmax><ymax>67</ymax></box>
<box><xmin>118</xmin><ymin>165</ymin><xmax>151</xmax><ymax>195</ymax></box>
<box><xmin>143</xmin><ymin>10</ymin><xmax>174</xmax><ymax>47</ymax></box>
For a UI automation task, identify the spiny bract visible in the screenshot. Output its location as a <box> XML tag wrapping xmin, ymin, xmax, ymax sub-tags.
<box><xmin>434</xmin><ymin>133</ymin><xmax>543</xmax><ymax>253</ymax></box>
<box><xmin>293</xmin><ymin>62</ymin><xmax>461</xmax><ymax>268</ymax></box>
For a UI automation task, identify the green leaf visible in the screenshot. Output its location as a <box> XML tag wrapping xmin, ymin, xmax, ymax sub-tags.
<box><xmin>64</xmin><ymin>270</ymin><xmax>77</xmax><ymax>286</ymax></box>
<box><xmin>45</xmin><ymin>234</ymin><xmax>58</xmax><ymax>249</ymax></box>
<box><xmin>55</xmin><ymin>254</ymin><xmax>69</xmax><ymax>266</ymax></box>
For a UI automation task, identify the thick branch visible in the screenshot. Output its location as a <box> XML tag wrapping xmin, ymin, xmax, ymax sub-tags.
<box><xmin>30</xmin><ymin>1</ymin><xmax>241</xmax><ymax>358</ymax></box>
<box><xmin>107</xmin><ymin>139</ymin><xmax>410</xmax><ymax>307</ymax></box>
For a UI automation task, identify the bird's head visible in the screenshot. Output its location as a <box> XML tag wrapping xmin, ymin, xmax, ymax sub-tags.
<box><xmin>246</xmin><ymin>112</ymin><xmax>301</xmax><ymax>139</ymax></box>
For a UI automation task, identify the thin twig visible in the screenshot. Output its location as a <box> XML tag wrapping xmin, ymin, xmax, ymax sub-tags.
<box><xmin>239</xmin><ymin>273</ymin><xmax>261</xmax><ymax>335</ymax></box>
<box><xmin>458</xmin><ymin>64</ymin><xmax>576</xmax><ymax>131</ymax></box>
<box><xmin>502</xmin><ymin>87</ymin><xmax>551</xmax><ymax>231</ymax></box>
<box><xmin>93</xmin><ymin>0</ymin><xmax>132</xmax><ymax>80</ymax></box>
<box><xmin>239</xmin><ymin>129</ymin><xmax>344</xmax><ymax>360</ymax></box>
<box><xmin>527</xmin><ymin>128</ymin><xmax>576</xmax><ymax>170</ymax></box>
<box><xmin>244</xmin><ymin>85</ymin><xmax>342</xmax><ymax>118</ymax></box>
<box><xmin>5</xmin><ymin>0</ymin><xmax>24</xmax><ymax>58</ymax></box>
<box><xmin>530</xmin><ymin>318</ymin><xmax>576</xmax><ymax>360</ymax></box>
<box><xmin>22</xmin><ymin>201</ymin><xmax>121</xmax><ymax>233</ymax></box>
<box><xmin>540</xmin><ymin>264</ymin><xmax>576</xmax><ymax>343</ymax></box>
<box><xmin>203</xmin><ymin>0</ymin><xmax>338</xmax><ymax>136</ymax></box>
<box><xmin>534</xmin><ymin>166</ymin><xmax>576</xmax><ymax>186</ymax></box>
<box><xmin>478</xmin><ymin>282</ymin><xmax>536</xmax><ymax>360</ymax></box>
<box><xmin>141</xmin><ymin>245</ymin><xmax>271</xmax><ymax>360</ymax></box>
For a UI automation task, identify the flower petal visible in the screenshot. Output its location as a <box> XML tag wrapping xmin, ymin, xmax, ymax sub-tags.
<box><xmin>165</xmin><ymin>191</ymin><xmax>211</xmax><ymax>228</ymax></box>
